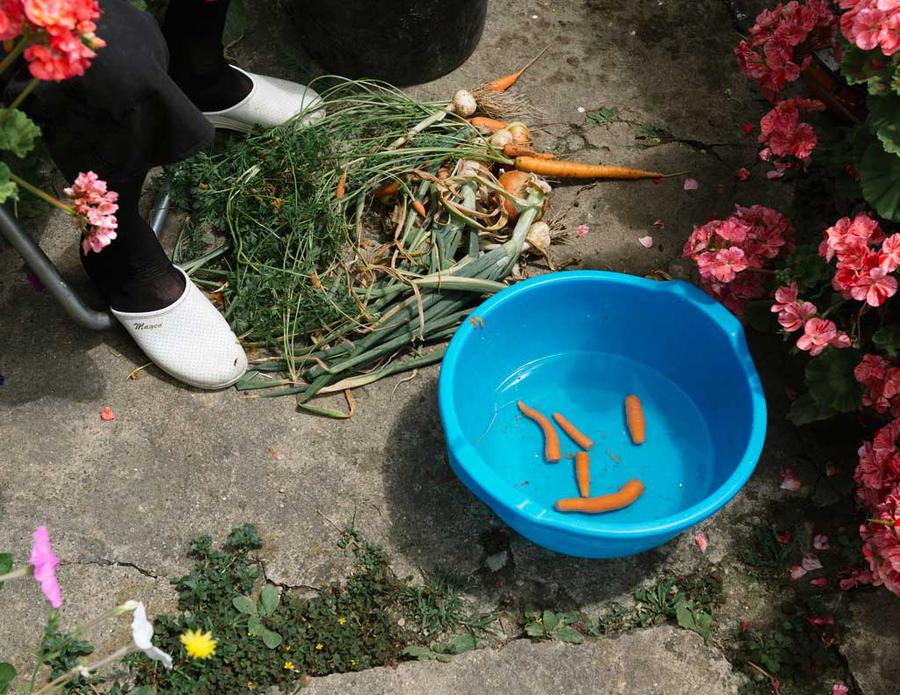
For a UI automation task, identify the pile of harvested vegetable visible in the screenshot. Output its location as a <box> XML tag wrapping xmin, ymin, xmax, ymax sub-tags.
<box><xmin>170</xmin><ymin>65</ymin><xmax>668</xmax><ymax>417</ymax></box>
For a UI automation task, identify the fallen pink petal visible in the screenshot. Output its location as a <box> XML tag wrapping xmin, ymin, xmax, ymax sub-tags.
<box><xmin>30</xmin><ymin>526</ymin><xmax>62</xmax><ymax>609</ymax></box>
<box><xmin>832</xmin><ymin>684</ymin><xmax>849</xmax><ymax>695</ymax></box>
<box><xmin>638</xmin><ymin>235</ymin><xmax>654</xmax><ymax>249</ymax></box>
<box><xmin>801</xmin><ymin>553</ymin><xmax>823</xmax><ymax>572</ymax></box>
<box><xmin>790</xmin><ymin>565</ymin><xmax>807</xmax><ymax>580</ymax></box>
<box><xmin>813</xmin><ymin>534</ymin><xmax>830</xmax><ymax>551</ymax></box>
<box><xmin>810</xmin><ymin>577</ymin><xmax>828</xmax><ymax>588</ymax></box>
<box><xmin>683</xmin><ymin>177</ymin><xmax>699</xmax><ymax>191</ymax></box>
<box><xmin>694</xmin><ymin>532</ymin><xmax>709</xmax><ymax>553</ymax></box>
<box><xmin>776</xmin><ymin>530</ymin><xmax>792</xmax><ymax>544</ymax></box>
<box><xmin>807</xmin><ymin>614</ymin><xmax>834</xmax><ymax>627</ymax></box>
<box><xmin>779</xmin><ymin>467</ymin><xmax>802</xmax><ymax>491</ymax></box>
<box><xmin>100</xmin><ymin>407</ymin><xmax>115</xmax><ymax>421</ymax></box>
<box><xmin>652</xmin><ymin>219</ymin><xmax>667</xmax><ymax>229</ymax></box>
<box><xmin>741</xmin><ymin>123</ymin><xmax>755</xmax><ymax>135</ymax></box>
<box><xmin>575</xmin><ymin>224</ymin><xmax>589</xmax><ymax>238</ymax></box>
<box><xmin>737</xmin><ymin>167</ymin><xmax>750</xmax><ymax>181</ymax></box>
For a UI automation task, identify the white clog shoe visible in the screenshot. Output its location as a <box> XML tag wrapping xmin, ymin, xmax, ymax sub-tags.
<box><xmin>202</xmin><ymin>66</ymin><xmax>324</xmax><ymax>133</ymax></box>
<box><xmin>112</xmin><ymin>268</ymin><xmax>247</xmax><ymax>390</ymax></box>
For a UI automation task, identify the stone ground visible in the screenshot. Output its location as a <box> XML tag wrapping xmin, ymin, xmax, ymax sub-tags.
<box><xmin>1</xmin><ymin>0</ymin><xmax>898</xmax><ymax>693</ymax></box>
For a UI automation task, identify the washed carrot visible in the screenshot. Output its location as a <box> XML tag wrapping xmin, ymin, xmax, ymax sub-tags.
<box><xmin>412</xmin><ymin>199</ymin><xmax>427</xmax><ymax>217</ymax></box>
<box><xmin>482</xmin><ymin>45</ymin><xmax>550</xmax><ymax>92</ymax></box>
<box><xmin>468</xmin><ymin>116</ymin><xmax>508</xmax><ymax>133</ymax></box>
<box><xmin>373</xmin><ymin>180</ymin><xmax>401</xmax><ymax>198</ymax></box>
<box><xmin>515</xmin><ymin>157</ymin><xmax>667</xmax><ymax>180</ymax></box>
<box><xmin>553</xmin><ymin>412</ymin><xmax>594</xmax><ymax>450</ymax></box>
<box><xmin>336</xmin><ymin>168</ymin><xmax>348</xmax><ymax>199</ymax></box>
<box><xmin>503</xmin><ymin>144</ymin><xmax>555</xmax><ymax>159</ymax></box>
<box><xmin>517</xmin><ymin>400</ymin><xmax>561</xmax><ymax>462</ymax></box>
<box><xmin>556</xmin><ymin>479</ymin><xmax>645</xmax><ymax>514</ymax></box>
<box><xmin>575</xmin><ymin>452</ymin><xmax>591</xmax><ymax>498</ymax></box>
<box><xmin>625</xmin><ymin>394</ymin><xmax>646</xmax><ymax>444</ymax></box>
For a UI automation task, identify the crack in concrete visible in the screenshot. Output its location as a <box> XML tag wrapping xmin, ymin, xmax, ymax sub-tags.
<box><xmin>66</xmin><ymin>558</ymin><xmax>160</xmax><ymax>579</ymax></box>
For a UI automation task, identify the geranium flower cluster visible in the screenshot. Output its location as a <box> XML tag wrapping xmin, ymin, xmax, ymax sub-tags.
<box><xmin>0</xmin><ymin>0</ymin><xmax>105</xmax><ymax>81</ymax></box>
<box><xmin>855</xmin><ymin>354</ymin><xmax>900</xmax><ymax>416</ymax></box>
<box><xmin>820</xmin><ymin>213</ymin><xmax>899</xmax><ymax>307</ymax></box>
<box><xmin>771</xmin><ymin>281</ymin><xmax>852</xmax><ymax>355</ymax></box>
<box><xmin>64</xmin><ymin>170</ymin><xmax>118</xmax><ymax>254</ymax></box>
<box><xmin>855</xmin><ymin>418</ymin><xmax>900</xmax><ymax>595</ymax></box>
<box><xmin>734</xmin><ymin>0</ymin><xmax>835</xmax><ymax>99</ymax></box>
<box><xmin>758</xmin><ymin>97</ymin><xmax>825</xmax><ymax>177</ymax></box>
<box><xmin>839</xmin><ymin>0</ymin><xmax>900</xmax><ymax>57</ymax></box>
<box><xmin>683</xmin><ymin>205</ymin><xmax>794</xmax><ymax>314</ymax></box>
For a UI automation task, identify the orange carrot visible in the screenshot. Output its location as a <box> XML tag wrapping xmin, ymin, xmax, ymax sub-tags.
<box><xmin>412</xmin><ymin>199</ymin><xmax>427</xmax><ymax>217</ymax></box>
<box><xmin>515</xmin><ymin>156</ymin><xmax>667</xmax><ymax>180</ymax></box>
<box><xmin>556</xmin><ymin>479</ymin><xmax>645</xmax><ymax>514</ymax></box>
<box><xmin>373</xmin><ymin>180</ymin><xmax>401</xmax><ymax>198</ymax></box>
<box><xmin>575</xmin><ymin>452</ymin><xmax>591</xmax><ymax>498</ymax></box>
<box><xmin>517</xmin><ymin>400</ymin><xmax>561</xmax><ymax>462</ymax></box>
<box><xmin>336</xmin><ymin>168</ymin><xmax>348</xmax><ymax>199</ymax></box>
<box><xmin>552</xmin><ymin>412</ymin><xmax>594</xmax><ymax>450</ymax></box>
<box><xmin>503</xmin><ymin>144</ymin><xmax>555</xmax><ymax>159</ymax></box>
<box><xmin>482</xmin><ymin>45</ymin><xmax>550</xmax><ymax>92</ymax></box>
<box><xmin>468</xmin><ymin>116</ymin><xmax>508</xmax><ymax>133</ymax></box>
<box><xmin>625</xmin><ymin>394</ymin><xmax>646</xmax><ymax>445</ymax></box>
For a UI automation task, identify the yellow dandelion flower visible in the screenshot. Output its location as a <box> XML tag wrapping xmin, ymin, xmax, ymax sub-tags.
<box><xmin>283</xmin><ymin>661</ymin><xmax>295</xmax><ymax>671</ymax></box>
<box><xmin>315</xmin><ymin>642</ymin><xmax>324</xmax><ymax>651</ymax></box>
<box><xmin>338</xmin><ymin>617</ymin><xmax>347</xmax><ymax>625</ymax></box>
<box><xmin>180</xmin><ymin>628</ymin><xmax>217</xmax><ymax>659</ymax></box>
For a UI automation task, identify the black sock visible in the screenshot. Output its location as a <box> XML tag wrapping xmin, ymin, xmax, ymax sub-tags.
<box><xmin>80</xmin><ymin>171</ymin><xmax>186</xmax><ymax>313</ymax></box>
<box><xmin>162</xmin><ymin>0</ymin><xmax>253</xmax><ymax>112</ymax></box>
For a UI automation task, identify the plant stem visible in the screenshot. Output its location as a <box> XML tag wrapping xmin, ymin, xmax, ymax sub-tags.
<box><xmin>0</xmin><ymin>38</ymin><xmax>26</xmax><ymax>75</ymax></box>
<box><xmin>0</xmin><ymin>566</ymin><xmax>30</xmax><ymax>582</ymax></box>
<box><xmin>1</xmin><ymin>77</ymin><xmax>38</xmax><ymax>123</ymax></box>
<box><xmin>31</xmin><ymin>646</ymin><xmax>132</xmax><ymax>695</ymax></box>
<box><xmin>9</xmin><ymin>172</ymin><xmax>73</xmax><ymax>213</ymax></box>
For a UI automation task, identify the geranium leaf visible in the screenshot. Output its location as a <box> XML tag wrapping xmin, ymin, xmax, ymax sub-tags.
<box><xmin>788</xmin><ymin>392</ymin><xmax>839</xmax><ymax>426</ymax></box>
<box><xmin>0</xmin><ymin>163</ymin><xmax>18</xmax><ymax>204</ymax></box>
<box><xmin>805</xmin><ymin>349</ymin><xmax>862</xmax><ymax>413</ymax></box>
<box><xmin>872</xmin><ymin>324</ymin><xmax>900</xmax><ymax>358</ymax></box>
<box><xmin>869</xmin><ymin>94</ymin><xmax>900</xmax><ymax>156</ymax></box>
<box><xmin>860</xmin><ymin>140</ymin><xmax>900</xmax><ymax>221</ymax></box>
<box><xmin>0</xmin><ymin>663</ymin><xmax>16</xmax><ymax>695</ymax></box>
<box><xmin>0</xmin><ymin>109</ymin><xmax>40</xmax><ymax>158</ymax></box>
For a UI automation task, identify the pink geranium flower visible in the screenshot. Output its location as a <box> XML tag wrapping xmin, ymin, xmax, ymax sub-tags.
<box><xmin>813</xmin><ymin>533</ymin><xmax>830</xmax><ymax>550</ymax></box>
<box><xmin>64</xmin><ymin>171</ymin><xmax>119</xmax><ymax>255</ymax></box>
<box><xmin>850</xmin><ymin>266</ymin><xmax>898</xmax><ymax>307</ymax></box>
<box><xmin>796</xmin><ymin>317</ymin><xmax>846</xmax><ymax>356</ymax></box>
<box><xmin>880</xmin><ymin>234</ymin><xmax>900</xmax><ymax>273</ymax></box>
<box><xmin>780</xmin><ymin>467</ymin><xmax>802</xmax><ymax>491</ymax></box>
<box><xmin>790</xmin><ymin>564</ymin><xmax>807</xmax><ymax>580</ymax></box>
<box><xmin>30</xmin><ymin>526</ymin><xmax>61</xmax><ymax>608</ymax></box>
<box><xmin>833</xmin><ymin>684</ymin><xmax>849</xmax><ymax>695</ymax></box>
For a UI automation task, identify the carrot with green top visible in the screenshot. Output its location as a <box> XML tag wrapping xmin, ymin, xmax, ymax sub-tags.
<box><xmin>556</xmin><ymin>479</ymin><xmax>645</xmax><ymax>514</ymax></box>
<box><xmin>552</xmin><ymin>412</ymin><xmax>593</xmax><ymax>450</ymax></box>
<box><xmin>517</xmin><ymin>400</ymin><xmax>561</xmax><ymax>462</ymax></box>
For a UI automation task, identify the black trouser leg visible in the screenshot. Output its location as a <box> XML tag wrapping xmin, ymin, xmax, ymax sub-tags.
<box><xmin>162</xmin><ymin>0</ymin><xmax>253</xmax><ymax>112</ymax></box>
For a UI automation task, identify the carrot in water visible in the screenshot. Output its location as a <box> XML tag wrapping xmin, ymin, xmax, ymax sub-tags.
<box><xmin>336</xmin><ymin>168</ymin><xmax>348</xmax><ymax>199</ymax></box>
<box><xmin>575</xmin><ymin>452</ymin><xmax>591</xmax><ymax>498</ymax></box>
<box><xmin>412</xmin><ymin>199</ymin><xmax>427</xmax><ymax>217</ymax></box>
<box><xmin>517</xmin><ymin>400</ymin><xmax>561</xmax><ymax>462</ymax></box>
<box><xmin>553</xmin><ymin>412</ymin><xmax>594</xmax><ymax>450</ymax></box>
<box><xmin>515</xmin><ymin>156</ymin><xmax>667</xmax><ymax>180</ymax></box>
<box><xmin>556</xmin><ymin>479</ymin><xmax>645</xmax><ymax>514</ymax></box>
<box><xmin>625</xmin><ymin>394</ymin><xmax>646</xmax><ymax>444</ymax></box>
<box><xmin>482</xmin><ymin>45</ymin><xmax>550</xmax><ymax>92</ymax></box>
<box><xmin>468</xmin><ymin>116</ymin><xmax>509</xmax><ymax>133</ymax></box>
<box><xmin>503</xmin><ymin>144</ymin><xmax>555</xmax><ymax>159</ymax></box>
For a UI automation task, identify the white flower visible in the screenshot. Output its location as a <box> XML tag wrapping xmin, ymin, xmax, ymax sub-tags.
<box><xmin>131</xmin><ymin>602</ymin><xmax>173</xmax><ymax>669</ymax></box>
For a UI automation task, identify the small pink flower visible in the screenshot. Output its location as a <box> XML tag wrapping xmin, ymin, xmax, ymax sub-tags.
<box><xmin>683</xmin><ymin>177</ymin><xmax>699</xmax><ymax>191</ymax></box>
<box><xmin>802</xmin><ymin>553</ymin><xmax>823</xmax><ymax>571</ymax></box>
<box><xmin>810</xmin><ymin>577</ymin><xmax>828</xmax><ymax>587</ymax></box>
<box><xmin>790</xmin><ymin>564</ymin><xmax>807</xmax><ymax>580</ymax></box>
<box><xmin>777</xmin><ymin>530</ymin><xmax>792</xmax><ymax>544</ymax></box>
<box><xmin>796</xmin><ymin>317</ymin><xmax>839</xmax><ymax>356</ymax></box>
<box><xmin>850</xmin><ymin>266</ymin><xmax>898</xmax><ymax>307</ymax></box>
<box><xmin>736</xmin><ymin>167</ymin><xmax>751</xmax><ymax>181</ymax></box>
<box><xmin>879</xmin><ymin>233</ymin><xmax>900</xmax><ymax>273</ymax></box>
<box><xmin>637</xmin><ymin>235</ymin><xmax>654</xmax><ymax>249</ymax></box>
<box><xmin>65</xmin><ymin>171</ymin><xmax>119</xmax><ymax>256</ymax></box>
<box><xmin>702</xmin><ymin>247</ymin><xmax>749</xmax><ymax>283</ymax></box>
<box><xmin>776</xmin><ymin>300</ymin><xmax>817</xmax><ymax>333</ymax></box>
<box><xmin>813</xmin><ymin>534</ymin><xmax>830</xmax><ymax>551</ymax></box>
<box><xmin>832</xmin><ymin>684</ymin><xmax>849</xmax><ymax>695</ymax></box>
<box><xmin>100</xmin><ymin>406</ymin><xmax>115</xmax><ymax>421</ymax></box>
<box><xmin>741</xmin><ymin>123</ymin><xmax>756</xmax><ymax>135</ymax></box>
<box><xmin>807</xmin><ymin>614</ymin><xmax>834</xmax><ymax>627</ymax></box>
<box><xmin>780</xmin><ymin>467</ymin><xmax>802</xmax><ymax>491</ymax></box>
<box><xmin>30</xmin><ymin>526</ymin><xmax>61</xmax><ymax>608</ymax></box>
<box><xmin>694</xmin><ymin>532</ymin><xmax>709</xmax><ymax>553</ymax></box>
<box><xmin>575</xmin><ymin>224</ymin><xmax>589</xmax><ymax>238</ymax></box>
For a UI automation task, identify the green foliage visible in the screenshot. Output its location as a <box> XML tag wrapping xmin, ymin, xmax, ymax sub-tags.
<box><xmin>841</xmin><ymin>44</ymin><xmax>897</xmax><ymax>96</ymax></box>
<box><xmin>38</xmin><ymin>611</ymin><xmax>96</xmax><ymax>693</ymax></box>
<box><xmin>869</xmin><ymin>93</ymin><xmax>900</xmax><ymax>155</ymax></box>
<box><xmin>0</xmin><ymin>663</ymin><xmax>15</xmax><ymax>695</ymax></box>
<box><xmin>775</xmin><ymin>245</ymin><xmax>830</xmax><ymax>295</ymax></box>
<box><xmin>586</xmin><ymin>106</ymin><xmax>620</xmax><ymax>125</ymax></box>
<box><xmin>806</xmin><ymin>348</ymin><xmax>863</xmax><ymax>412</ymax></box>
<box><xmin>675</xmin><ymin>602</ymin><xmax>713</xmax><ymax>642</ymax></box>
<box><xmin>872</xmin><ymin>324</ymin><xmax>900</xmax><ymax>358</ymax></box>
<box><xmin>0</xmin><ymin>163</ymin><xmax>19</xmax><ymax>204</ymax></box>
<box><xmin>0</xmin><ymin>110</ymin><xmax>40</xmax><ymax>158</ymax></box>
<box><xmin>222</xmin><ymin>0</ymin><xmax>246</xmax><ymax>47</ymax></box>
<box><xmin>523</xmin><ymin>610</ymin><xmax>584</xmax><ymax>644</ymax></box>
<box><xmin>740</xmin><ymin>525</ymin><xmax>796</xmax><ymax>576</ymax></box>
<box><xmin>860</xmin><ymin>138</ymin><xmax>900</xmax><ymax>221</ymax></box>
<box><xmin>232</xmin><ymin>584</ymin><xmax>283</xmax><ymax>648</ymax></box>
<box><xmin>0</xmin><ymin>553</ymin><xmax>12</xmax><ymax>591</ymax></box>
<box><xmin>633</xmin><ymin>122</ymin><xmax>664</xmax><ymax>145</ymax></box>
<box><xmin>402</xmin><ymin>633</ymin><xmax>478</xmax><ymax>662</ymax></box>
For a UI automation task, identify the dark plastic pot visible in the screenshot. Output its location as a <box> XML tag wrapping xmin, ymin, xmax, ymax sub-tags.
<box><xmin>292</xmin><ymin>0</ymin><xmax>487</xmax><ymax>86</ymax></box>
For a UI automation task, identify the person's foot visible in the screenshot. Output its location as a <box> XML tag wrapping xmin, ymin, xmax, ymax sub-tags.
<box><xmin>109</xmin><ymin>262</ymin><xmax>186</xmax><ymax>313</ymax></box>
<box><xmin>174</xmin><ymin>63</ymin><xmax>254</xmax><ymax>113</ymax></box>
<box><xmin>201</xmin><ymin>66</ymin><xmax>324</xmax><ymax>133</ymax></box>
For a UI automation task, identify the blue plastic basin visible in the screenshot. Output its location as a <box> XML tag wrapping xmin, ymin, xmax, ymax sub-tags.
<box><xmin>438</xmin><ymin>271</ymin><xmax>767</xmax><ymax>558</ymax></box>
